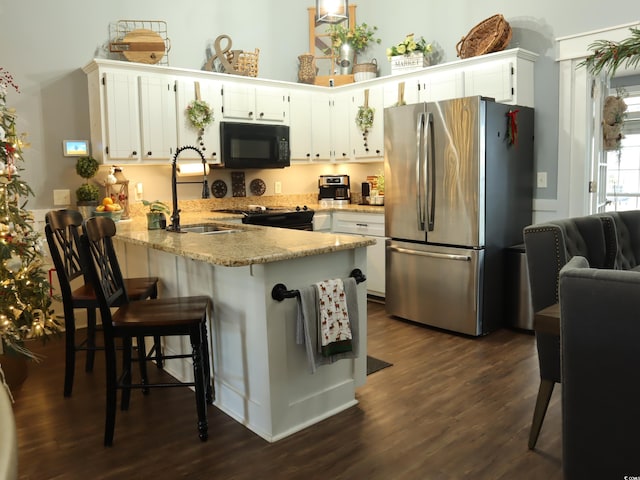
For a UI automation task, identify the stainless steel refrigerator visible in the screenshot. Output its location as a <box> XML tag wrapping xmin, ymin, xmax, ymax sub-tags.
<box><xmin>384</xmin><ymin>96</ymin><xmax>534</xmax><ymax>336</ymax></box>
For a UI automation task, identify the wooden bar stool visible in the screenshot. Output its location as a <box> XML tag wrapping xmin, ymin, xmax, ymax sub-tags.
<box><xmin>78</xmin><ymin>215</ymin><xmax>213</xmax><ymax>446</ymax></box>
<box><xmin>45</xmin><ymin>209</ymin><xmax>161</xmax><ymax>397</ymax></box>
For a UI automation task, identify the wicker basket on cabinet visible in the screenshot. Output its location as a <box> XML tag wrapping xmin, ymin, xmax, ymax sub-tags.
<box><xmin>456</xmin><ymin>14</ymin><xmax>512</xmax><ymax>59</ymax></box>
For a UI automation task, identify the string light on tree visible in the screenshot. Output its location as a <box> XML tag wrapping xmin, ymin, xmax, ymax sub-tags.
<box><xmin>0</xmin><ymin>67</ymin><xmax>60</xmax><ymax>361</ymax></box>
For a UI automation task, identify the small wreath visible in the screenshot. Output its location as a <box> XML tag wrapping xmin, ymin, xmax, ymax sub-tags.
<box><xmin>186</xmin><ymin>99</ymin><xmax>214</xmax><ymax>131</ymax></box>
<box><xmin>356</xmin><ymin>106</ymin><xmax>375</xmax><ymax>132</ymax></box>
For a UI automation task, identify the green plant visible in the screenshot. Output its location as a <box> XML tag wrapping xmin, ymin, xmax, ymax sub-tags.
<box><xmin>75</xmin><ymin>155</ymin><xmax>100</xmax><ymax>202</ymax></box>
<box><xmin>386</xmin><ymin>33</ymin><xmax>432</xmax><ymax>59</ymax></box>
<box><xmin>76</xmin><ymin>183</ymin><xmax>100</xmax><ymax>202</ymax></box>
<box><xmin>326</xmin><ymin>22</ymin><xmax>381</xmax><ymax>56</ymax></box>
<box><xmin>142</xmin><ymin>199</ymin><xmax>170</xmax><ymax>215</ymax></box>
<box><xmin>579</xmin><ymin>27</ymin><xmax>640</xmax><ymax>76</ymax></box>
<box><xmin>75</xmin><ymin>155</ymin><xmax>99</xmax><ymax>180</ymax></box>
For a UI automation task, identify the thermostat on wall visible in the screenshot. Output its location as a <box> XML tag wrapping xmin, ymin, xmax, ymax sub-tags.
<box><xmin>62</xmin><ymin>140</ymin><xmax>90</xmax><ymax>157</ymax></box>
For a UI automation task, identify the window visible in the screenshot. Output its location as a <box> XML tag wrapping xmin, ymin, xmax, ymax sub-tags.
<box><xmin>605</xmin><ymin>86</ymin><xmax>640</xmax><ymax>212</ymax></box>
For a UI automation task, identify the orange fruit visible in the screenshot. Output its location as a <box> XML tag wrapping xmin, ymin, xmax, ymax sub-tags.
<box><xmin>102</xmin><ymin>197</ymin><xmax>114</xmax><ymax>206</ymax></box>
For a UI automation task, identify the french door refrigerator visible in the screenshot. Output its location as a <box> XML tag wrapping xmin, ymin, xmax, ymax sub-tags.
<box><xmin>384</xmin><ymin>96</ymin><xmax>534</xmax><ymax>336</ymax></box>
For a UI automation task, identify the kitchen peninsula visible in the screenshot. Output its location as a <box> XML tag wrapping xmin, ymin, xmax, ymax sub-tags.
<box><xmin>111</xmin><ymin>211</ymin><xmax>374</xmax><ymax>442</ymax></box>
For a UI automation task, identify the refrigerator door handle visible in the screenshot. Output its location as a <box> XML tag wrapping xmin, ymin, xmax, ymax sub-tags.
<box><xmin>426</xmin><ymin>112</ymin><xmax>436</xmax><ymax>231</ymax></box>
<box><xmin>416</xmin><ymin>112</ymin><xmax>426</xmax><ymax>231</ymax></box>
<box><xmin>389</xmin><ymin>245</ymin><xmax>471</xmax><ymax>262</ymax></box>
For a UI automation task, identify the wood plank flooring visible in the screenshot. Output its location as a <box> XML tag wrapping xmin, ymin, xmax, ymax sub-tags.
<box><xmin>10</xmin><ymin>301</ymin><xmax>562</xmax><ymax>479</ymax></box>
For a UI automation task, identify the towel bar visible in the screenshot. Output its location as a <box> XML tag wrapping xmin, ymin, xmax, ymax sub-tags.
<box><xmin>271</xmin><ymin>268</ymin><xmax>366</xmax><ymax>302</ymax></box>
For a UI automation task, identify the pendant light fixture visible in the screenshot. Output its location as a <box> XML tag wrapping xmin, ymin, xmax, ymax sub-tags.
<box><xmin>315</xmin><ymin>0</ymin><xmax>349</xmax><ymax>24</ymax></box>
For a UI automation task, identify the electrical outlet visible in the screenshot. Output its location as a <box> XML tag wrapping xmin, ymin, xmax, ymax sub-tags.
<box><xmin>537</xmin><ymin>172</ymin><xmax>547</xmax><ymax>189</ymax></box>
<box><xmin>53</xmin><ymin>189</ymin><xmax>70</xmax><ymax>206</ymax></box>
<box><xmin>135</xmin><ymin>182</ymin><xmax>144</xmax><ymax>201</ymax></box>
<box><xmin>274</xmin><ymin>181</ymin><xmax>282</xmax><ymax>194</ymax></box>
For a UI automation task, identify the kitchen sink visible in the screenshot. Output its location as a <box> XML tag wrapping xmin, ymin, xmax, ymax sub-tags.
<box><xmin>180</xmin><ymin>224</ymin><xmax>241</xmax><ymax>235</ymax></box>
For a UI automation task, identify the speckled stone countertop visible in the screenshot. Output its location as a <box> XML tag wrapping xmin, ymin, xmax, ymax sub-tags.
<box><xmin>114</xmin><ymin>210</ymin><xmax>377</xmax><ymax>267</ymax></box>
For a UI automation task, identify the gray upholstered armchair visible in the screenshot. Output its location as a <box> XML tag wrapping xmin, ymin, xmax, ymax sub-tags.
<box><xmin>559</xmin><ymin>256</ymin><xmax>640</xmax><ymax>478</ymax></box>
<box><xmin>523</xmin><ymin>215</ymin><xmax>616</xmax><ymax>449</ymax></box>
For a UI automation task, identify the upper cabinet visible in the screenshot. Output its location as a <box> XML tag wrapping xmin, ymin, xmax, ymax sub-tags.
<box><xmin>84</xmin><ymin>49</ymin><xmax>536</xmax><ymax>165</ymax></box>
<box><xmin>221</xmin><ymin>83</ymin><xmax>289</xmax><ymax>123</ymax></box>
<box><xmin>175</xmin><ymin>77</ymin><xmax>222</xmax><ymax>164</ymax></box>
<box><xmin>350</xmin><ymin>85</ymin><xmax>384</xmax><ymax>160</ymax></box>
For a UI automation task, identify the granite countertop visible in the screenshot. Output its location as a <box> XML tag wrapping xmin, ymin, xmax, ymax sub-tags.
<box><xmin>114</xmin><ymin>211</ymin><xmax>376</xmax><ymax>267</ymax></box>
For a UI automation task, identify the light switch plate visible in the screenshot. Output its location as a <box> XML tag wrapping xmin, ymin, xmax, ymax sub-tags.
<box><xmin>53</xmin><ymin>189</ymin><xmax>71</xmax><ymax>205</ymax></box>
<box><xmin>537</xmin><ymin>172</ymin><xmax>547</xmax><ymax>189</ymax></box>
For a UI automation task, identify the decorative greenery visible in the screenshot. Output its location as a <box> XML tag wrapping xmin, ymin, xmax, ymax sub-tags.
<box><xmin>579</xmin><ymin>27</ymin><xmax>640</xmax><ymax>76</ymax></box>
<box><xmin>75</xmin><ymin>155</ymin><xmax>99</xmax><ymax>180</ymax></box>
<box><xmin>142</xmin><ymin>199</ymin><xmax>170</xmax><ymax>215</ymax></box>
<box><xmin>0</xmin><ymin>67</ymin><xmax>60</xmax><ymax>360</ymax></box>
<box><xmin>75</xmin><ymin>155</ymin><xmax>100</xmax><ymax>202</ymax></box>
<box><xmin>76</xmin><ymin>183</ymin><xmax>100</xmax><ymax>202</ymax></box>
<box><xmin>356</xmin><ymin>105</ymin><xmax>375</xmax><ymax>132</ymax></box>
<box><xmin>186</xmin><ymin>99</ymin><xmax>214</xmax><ymax>131</ymax></box>
<box><xmin>386</xmin><ymin>33</ymin><xmax>432</xmax><ymax>59</ymax></box>
<box><xmin>326</xmin><ymin>22</ymin><xmax>381</xmax><ymax>56</ymax></box>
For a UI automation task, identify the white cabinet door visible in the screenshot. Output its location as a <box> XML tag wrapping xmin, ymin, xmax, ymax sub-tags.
<box><xmin>138</xmin><ymin>74</ymin><xmax>177</xmax><ymax>161</ymax></box>
<box><xmin>312</xmin><ymin>212</ymin><xmax>332</xmax><ymax>231</ymax></box>
<box><xmin>330</xmin><ymin>91</ymin><xmax>352</xmax><ymax>161</ymax></box>
<box><xmin>289</xmin><ymin>89</ymin><xmax>313</xmax><ymax>161</ymax></box>
<box><xmin>103</xmin><ymin>71</ymin><xmax>141</xmax><ymax>161</ymax></box>
<box><xmin>383</xmin><ymin>78</ymin><xmax>421</xmax><ymax>108</ymax></box>
<box><xmin>332</xmin><ymin>211</ymin><xmax>386</xmax><ymax>296</ymax></box>
<box><xmin>464</xmin><ymin>60</ymin><xmax>514</xmax><ymax>104</ymax></box>
<box><xmin>175</xmin><ymin>77</ymin><xmax>222</xmax><ymax>164</ymax></box>
<box><xmin>221</xmin><ymin>83</ymin><xmax>288</xmax><ymax>123</ymax></box>
<box><xmin>420</xmin><ymin>70</ymin><xmax>464</xmax><ymax>102</ymax></box>
<box><xmin>351</xmin><ymin>85</ymin><xmax>384</xmax><ymax>160</ymax></box>
<box><xmin>311</xmin><ymin>94</ymin><xmax>332</xmax><ymax>161</ymax></box>
<box><xmin>255</xmin><ymin>85</ymin><xmax>288</xmax><ymax>123</ymax></box>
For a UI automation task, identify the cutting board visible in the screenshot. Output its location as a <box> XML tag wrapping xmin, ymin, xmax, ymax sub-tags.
<box><xmin>110</xmin><ymin>29</ymin><xmax>166</xmax><ymax>64</ymax></box>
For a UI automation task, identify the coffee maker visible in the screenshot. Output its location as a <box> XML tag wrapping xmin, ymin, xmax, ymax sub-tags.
<box><xmin>318</xmin><ymin>175</ymin><xmax>350</xmax><ymax>205</ymax></box>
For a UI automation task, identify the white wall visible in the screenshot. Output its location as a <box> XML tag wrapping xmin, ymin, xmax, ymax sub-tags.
<box><xmin>0</xmin><ymin>0</ymin><xmax>638</xmax><ymax>211</ymax></box>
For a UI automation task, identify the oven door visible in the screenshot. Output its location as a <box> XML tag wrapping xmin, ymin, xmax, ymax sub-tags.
<box><xmin>242</xmin><ymin>212</ymin><xmax>314</xmax><ymax>230</ymax></box>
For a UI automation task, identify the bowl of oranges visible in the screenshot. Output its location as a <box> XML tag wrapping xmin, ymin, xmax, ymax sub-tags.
<box><xmin>93</xmin><ymin>197</ymin><xmax>123</xmax><ymax>222</ymax></box>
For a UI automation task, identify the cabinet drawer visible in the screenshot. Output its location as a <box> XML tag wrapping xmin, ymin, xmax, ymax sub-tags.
<box><xmin>333</xmin><ymin>212</ymin><xmax>384</xmax><ymax>237</ymax></box>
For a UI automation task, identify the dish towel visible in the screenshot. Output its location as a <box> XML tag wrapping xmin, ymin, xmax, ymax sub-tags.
<box><xmin>316</xmin><ymin>278</ymin><xmax>353</xmax><ymax>356</ymax></box>
<box><xmin>296</xmin><ymin>277</ymin><xmax>359</xmax><ymax>374</ymax></box>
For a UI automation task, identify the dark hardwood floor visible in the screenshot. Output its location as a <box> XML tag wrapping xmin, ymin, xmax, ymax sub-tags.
<box><xmin>11</xmin><ymin>301</ymin><xmax>562</xmax><ymax>479</ymax></box>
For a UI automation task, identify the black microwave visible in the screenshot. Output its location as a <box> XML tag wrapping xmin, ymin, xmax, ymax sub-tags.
<box><xmin>220</xmin><ymin>122</ymin><xmax>290</xmax><ymax>169</ymax></box>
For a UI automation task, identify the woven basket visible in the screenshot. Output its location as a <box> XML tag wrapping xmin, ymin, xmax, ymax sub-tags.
<box><xmin>456</xmin><ymin>14</ymin><xmax>512</xmax><ymax>59</ymax></box>
<box><xmin>226</xmin><ymin>48</ymin><xmax>260</xmax><ymax>77</ymax></box>
<box><xmin>353</xmin><ymin>59</ymin><xmax>378</xmax><ymax>82</ymax></box>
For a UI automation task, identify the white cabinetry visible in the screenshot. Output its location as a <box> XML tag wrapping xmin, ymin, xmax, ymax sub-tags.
<box><xmin>86</xmin><ymin>63</ymin><xmax>177</xmax><ymax>163</ymax></box>
<box><xmin>138</xmin><ymin>74</ymin><xmax>177</xmax><ymax>161</ymax></box>
<box><xmin>175</xmin><ymin>78</ymin><xmax>222</xmax><ymax>163</ymax></box>
<box><xmin>312</xmin><ymin>212</ymin><xmax>332</xmax><ymax>232</ymax></box>
<box><xmin>102</xmin><ymin>70</ymin><xmax>141</xmax><ymax>161</ymax></box>
<box><xmin>350</xmin><ymin>85</ymin><xmax>384</xmax><ymax>160</ymax></box>
<box><xmin>330</xmin><ymin>92</ymin><xmax>352</xmax><ymax>161</ymax></box>
<box><xmin>289</xmin><ymin>89</ymin><xmax>313</xmax><ymax>161</ymax></box>
<box><xmin>221</xmin><ymin>83</ymin><xmax>288</xmax><ymax>123</ymax></box>
<box><xmin>332</xmin><ymin>211</ymin><xmax>385</xmax><ymax>296</ymax></box>
<box><xmin>418</xmin><ymin>70</ymin><xmax>464</xmax><ymax>102</ymax></box>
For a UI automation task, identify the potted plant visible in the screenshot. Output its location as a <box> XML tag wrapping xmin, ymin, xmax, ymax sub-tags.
<box><xmin>327</xmin><ymin>22</ymin><xmax>381</xmax><ymax>74</ymax></box>
<box><xmin>75</xmin><ymin>155</ymin><xmax>100</xmax><ymax>219</ymax></box>
<box><xmin>142</xmin><ymin>200</ymin><xmax>170</xmax><ymax>230</ymax></box>
<box><xmin>386</xmin><ymin>34</ymin><xmax>433</xmax><ymax>74</ymax></box>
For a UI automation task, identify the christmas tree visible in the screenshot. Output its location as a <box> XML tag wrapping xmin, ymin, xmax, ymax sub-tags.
<box><xmin>0</xmin><ymin>68</ymin><xmax>60</xmax><ymax>361</ymax></box>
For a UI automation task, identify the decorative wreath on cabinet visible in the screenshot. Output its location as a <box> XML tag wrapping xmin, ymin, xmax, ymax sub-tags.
<box><xmin>356</xmin><ymin>105</ymin><xmax>375</xmax><ymax>132</ymax></box>
<box><xmin>186</xmin><ymin>99</ymin><xmax>214</xmax><ymax>131</ymax></box>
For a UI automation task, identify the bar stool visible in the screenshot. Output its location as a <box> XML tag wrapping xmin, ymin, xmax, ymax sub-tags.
<box><xmin>45</xmin><ymin>209</ymin><xmax>161</xmax><ymax>397</ymax></box>
<box><xmin>78</xmin><ymin>215</ymin><xmax>213</xmax><ymax>446</ymax></box>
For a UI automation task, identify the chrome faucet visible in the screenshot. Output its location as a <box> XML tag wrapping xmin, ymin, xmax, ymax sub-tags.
<box><xmin>167</xmin><ymin>145</ymin><xmax>210</xmax><ymax>233</ymax></box>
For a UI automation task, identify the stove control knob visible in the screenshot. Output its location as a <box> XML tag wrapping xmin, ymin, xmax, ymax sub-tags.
<box><xmin>303</xmin><ymin>205</ymin><xmax>308</xmax><ymax>211</ymax></box>
<box><xmin>295</xmin><ymin>206</ymin><xmax>301</xmax><ymax>211</ymax></box>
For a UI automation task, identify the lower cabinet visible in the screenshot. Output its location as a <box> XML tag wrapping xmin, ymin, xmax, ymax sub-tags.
<box><xmin>332</xmin><ymin>211</ymin><xmax>385</xmax><ymax>297</ymax></box>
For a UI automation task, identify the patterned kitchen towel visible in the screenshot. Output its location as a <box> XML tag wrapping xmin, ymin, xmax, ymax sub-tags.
<box><xmin>296</xmin><ymin>277</ymin><xmax>359</xmax><ymax>373</ymax></box>
<box><xmin>315</xmin><ymin>278</ymin><xmax>353</xmax><ymax>357</ymax></box>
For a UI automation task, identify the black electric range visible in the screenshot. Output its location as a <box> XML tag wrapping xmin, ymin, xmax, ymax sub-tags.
<box><xmin>213</xmin><ymin>206</ymin><xmax>314</xmax><ymax>230</ymax></box>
